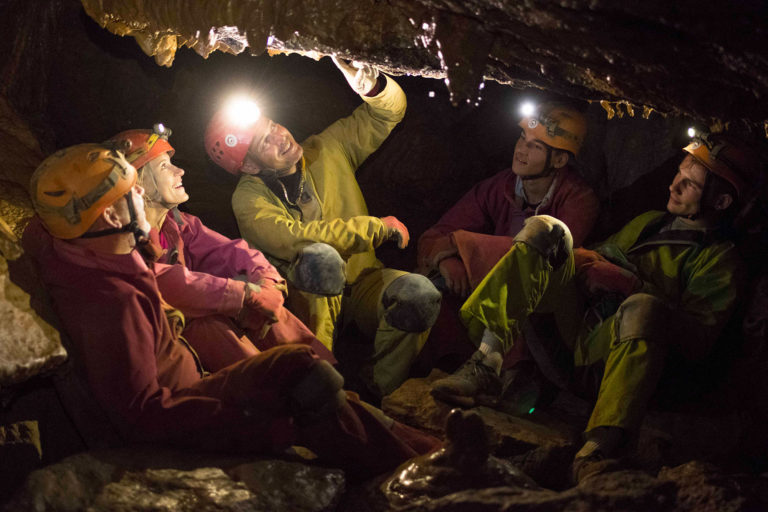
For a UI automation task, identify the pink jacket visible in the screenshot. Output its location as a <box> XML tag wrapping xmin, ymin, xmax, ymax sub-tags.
<box><xmin>417</xmin><ymin>165</ymin><xmax>599</xmax><ymax>271</ymax></box>
<box><xmin>153</xmin><ymin>210</ymin><xmax>284</xmax><ymax>319</ymax></box>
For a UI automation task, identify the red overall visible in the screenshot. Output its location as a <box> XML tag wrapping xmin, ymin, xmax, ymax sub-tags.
<box><xmin>23</xmin><ymin>217</ymin><xmax>440</xmax><ymax>479</ymax></box>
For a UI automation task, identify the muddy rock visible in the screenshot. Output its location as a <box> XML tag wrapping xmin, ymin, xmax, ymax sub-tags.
<box><xmin>5</xmin><ymin>448</ymin><xmax>346</xmax><ymax>512</ymax></box>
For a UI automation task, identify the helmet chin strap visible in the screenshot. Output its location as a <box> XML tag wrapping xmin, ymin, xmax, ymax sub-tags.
<box><xmin>80</xmin><ymin>192</ymin><xmax>149</xmax><ymax>246</ymax></box>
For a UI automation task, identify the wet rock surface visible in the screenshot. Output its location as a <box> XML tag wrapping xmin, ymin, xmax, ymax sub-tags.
<box><xmin>77</xmin><ymin>0</ymin><xmax>768</xmax><ymax>129</ymax></box>
<box><xmin>4</xmin><ymin>449</ymin><xmax>346</xmax><ymax>512</ymax></box>
<box><xmin>381</xmin><ymin>409</ymin><xmax>539</xmax><ymax>508</ymax></box>
<box><xmin>0</xmin><ymin>252</ymin><xmax>66</xmax><ymax>388</ymax></box>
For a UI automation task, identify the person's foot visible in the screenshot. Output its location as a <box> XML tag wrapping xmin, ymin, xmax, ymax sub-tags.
<box><xmin>571</xmin><ymin>444</ymin><xmax>623</xmax><ymax>484</ymax></box>
<box><xmin>430</xmin><ymin>351</ymin><xmax>503</xmax><ymax>407</ymax></box>
<box><xmin>571</xmin><ymin>427</ymin><xmax>626</xmax><ymax>484</ymax></box>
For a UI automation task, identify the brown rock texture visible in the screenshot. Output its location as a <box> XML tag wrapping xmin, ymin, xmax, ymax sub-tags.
<box><xmin>4</xmin><ymin>449</ymin><xmax>346</xmax><ymax>512</ymax></box>
<box><xmin>79</xmin><ymin>0</ymin><xmax>768</xmax><ymax>130</ymax></box>
<box><xmin>0</xmin><ymin>253</ymin><xmax>66</xmax><ymax>388</ymax></box>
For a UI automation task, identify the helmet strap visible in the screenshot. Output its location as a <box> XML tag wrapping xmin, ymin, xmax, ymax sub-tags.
<box><xmin>80</xmin><ymin>192</ymin><xmax>149</xmax><ymax>245</ymax></box>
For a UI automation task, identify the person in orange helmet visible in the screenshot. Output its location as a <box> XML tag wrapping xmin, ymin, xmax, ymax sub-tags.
<box><xmin>23</xmin><ymin>142</ymin><xmax>441</xmax><ymax>479</ymax></box>
<box><xmin>415</xmin><ymin>102</ymin><xmax>599</xmax><ymax>394</ymax></box>
<box><xmin>431</xmin><ymin>132</ymin><xmax>762</xmax><ymax>483</ymax></box>
<box><xmin>108</xmin><ymin>125</ymin><xmax>340</xmax><ymax>371</ymax></box>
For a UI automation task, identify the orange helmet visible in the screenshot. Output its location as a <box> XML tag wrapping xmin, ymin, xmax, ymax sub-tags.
<box><xmin>519</xmin><ymin>103</ymin><xmax>587</xmax><ymax>155</ymax></box>
<box><xmin>30</xmin><ymin>143</ymin><xmax>137</xmax><ymax>239</ymax></box>
<box><xmin>683</xmin><ymin>133</ymin><xmax>761</xmax><ymax>200</ymax></box>
<box><xmin>108</xmin><ymin>124</ymin><xmax>174</xmax><ymax>172</ymax></box>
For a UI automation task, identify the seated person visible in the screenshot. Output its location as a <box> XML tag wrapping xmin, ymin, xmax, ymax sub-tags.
<box><xmin>430</xmin><ymin>132</ymin><xmax>761</xmax><ymax>482</ymax></box>
<box><xmin>416</xmin><ymin>103</ymin><xmax>599</xmax><ymax>370</ymax></box>
<box><xmin>205</xmin><ymin>57</ymin><xmax>441</xmax><ymax>397</ymax></box>
<box><xmin>24</xmin><ymin>142</ymin><xmax>440</xmax><ymax>480</ymax></box>
<box><xmin>108</xmin><ymin>125</ymin><xmax>339</xmax><ymax>371</ymax></box>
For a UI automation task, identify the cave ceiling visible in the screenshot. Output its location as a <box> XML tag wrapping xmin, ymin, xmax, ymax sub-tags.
<box><xmin>81</xmin><ymin>0</ymin><xmax>768</xmax><ymax>135</ymax></box>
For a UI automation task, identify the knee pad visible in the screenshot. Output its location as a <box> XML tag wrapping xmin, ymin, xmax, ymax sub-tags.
<box><xmin>287</xmin><ymin>243</ymin><xmax>347</xmax><ymax>296</ymax></box>
<box><xmin>381</xmin><ymin>273</ymin><xmax>442</xmax><ymax>333</ymax></box>
<box><xmin>515</xmin><ymin>215</ymin><xmax>573</xmax><ymax>270</ymax></box>
<box><xmin>290</xmin><ymin>360</ymin><xmax>347</xmax><ymax>425</ymax></box>
<box><xmin>615</xmin><ymin>293</ymin><xmax>669</xmax><ymax>342</ymax></box>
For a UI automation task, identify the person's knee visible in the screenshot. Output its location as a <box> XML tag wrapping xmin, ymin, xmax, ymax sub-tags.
<box><xmin>288</xmin><ymin>243</ymin><xmax>346</xmax><ymax>296</ymax></box>
<box><xmin>290</xmin><ymin>360</ymin><xmax>347</xmax><ymax>425</ymax></box>
<box><xmin>515</xmin><ymin>215</ymin><xmax>573</xmax><ymax>270</ymax></box>
<box><xmin>615</xmin><ymin>293</ymin><xmax>669</xmax><ymax>342</ymax></box>
<box><xmin>382</xmin><ymin>273</ymin><xmax>442</xmax><ymax>333</ymax></box>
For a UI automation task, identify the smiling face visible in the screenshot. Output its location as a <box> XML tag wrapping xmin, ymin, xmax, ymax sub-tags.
<box><xmin>142</xmin><ymin>152</ymin><xmax>189</xmax><ymax>208</ymax></box>
<box><xmin>667</xmin><ymin>154</ymin><xmax>708</xmax><ymax>217</ymax></box>
<box><xmin>243</xmin><ymin>116</ymin><xmax>303</xmax><ymax>176</ymax></box>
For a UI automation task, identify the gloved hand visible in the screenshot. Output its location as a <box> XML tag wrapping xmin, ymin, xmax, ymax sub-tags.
<box><xmin>438</xmin><ymin>256</ymin><xmax>470</xmax><ymax>297</ymax></box>
<box><xmin>237</xmin><ymin>280</ymin><xmax>285</xmax><ymax>336</ymax></box>
<box><xmin>574</xmin><ymin>248</ymin><xmax>641</xmax><ymax>299</ymax></box>
<box><xmin>233</xmin><ymin>273</ymin><xmax>288</xmax><ymax>297</ymax></box>
<box><xmin>381</xmin><ymin>216</ymin><xmax>410</xmax><ymax>249</ymax></box>
<box><xmin>331</xmin><ymin>55</ymin><xmax>380</xmax><ymax>95</ymax></box>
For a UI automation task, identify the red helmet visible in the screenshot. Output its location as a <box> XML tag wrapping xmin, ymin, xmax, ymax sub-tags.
<box><xmin>108</xmin><ymin>124</ymin><xmax>175</xmax><ymax>171</ymax></box>
<box><xmin>683</xmin><ymin>133</ymin><xmax>761</xmax><ymax>200</ymax></box>
<box><xmin>205</xmin><ymin>98</ymin><xmax>262</xmax><ymax>175</ymax></box>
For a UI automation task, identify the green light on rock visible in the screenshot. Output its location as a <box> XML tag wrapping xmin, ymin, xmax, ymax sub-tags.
<box><xmin>528</xmin><ymin>407</ymin><xmax>535</xmax><ymax>414</ymax></box>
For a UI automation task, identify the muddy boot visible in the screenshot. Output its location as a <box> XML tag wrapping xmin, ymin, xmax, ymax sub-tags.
<box><xmin>430</xmin><ymin>351</ymin><xmax>503</xmax><ymax>407</ymax></box>
<box><xmin>571</xmin><ymin>426</ymin><xmax>626</xmax><ymax>484</ymax></box>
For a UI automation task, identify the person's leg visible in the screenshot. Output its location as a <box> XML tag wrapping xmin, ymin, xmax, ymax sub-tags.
<box><xmin>192</xmin><ymin>345</ymin><xmax>440</xmax><ymax>479</ymax></box>
<box><xmin>296</xmin><ymin>392</ymin><xmax>442</xmax><ymax>482</ymax></box>
<box><xmin>432</xmin><ymin>216</ymin><xmax>577</xmax><ymax>406</ymax></box>
<box><xmin>252</xmin><ymin>306</ymin><xmax>337</xmax><ymax>364</ymax></box>
<box><xmin>284</xmin><ymin>287</ymin><xmax>343</xmax><ymax>352</ymax></box>
<box><xmin>577</xmin><ymin>293</ymin><xmax>670</xmax><ymax>433</ymax></box>
<box><xmin>411</xmin><ymin>294</ymin><xmax>476</xmax><ymax>375</ymax></box>
<box><xmin>344</xmin><ymin>268</ymin><xmax>440</xmax><ymax>397</ymax></box>
<box><xmin>182</xmin><ymin>315</ymin><xmax>259</xmax><ymax>372</ymax></box>
<box><xmin>571</xmin><ymin>293</ymin><xmax>671</xmax><ymax>481</ymax></box>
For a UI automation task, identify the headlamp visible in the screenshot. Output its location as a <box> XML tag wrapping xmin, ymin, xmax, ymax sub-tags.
<box><xmin>224</xmin><ymin>96</ymin><xmax>261</xmax><ymax>128</ymax></box>
<box><xmin>519</xmin><ymin>101</ymin><xmax>536</xmax><ymax>118</ymax></box>
<box><xmin>153</xmin><ymin>123</ymin><xmax>172</xmax><ymax>140</ymax></box>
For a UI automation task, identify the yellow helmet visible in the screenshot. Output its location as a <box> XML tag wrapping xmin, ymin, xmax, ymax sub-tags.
<box><xmin>519</xmin><ymin>103</ymin><xmax>587</xmax><ymax>155</ymax></box>
<box><xmin>30</xmin><ymin>143</ymin><xmax>137</xmax><ymax>239</ymax></box>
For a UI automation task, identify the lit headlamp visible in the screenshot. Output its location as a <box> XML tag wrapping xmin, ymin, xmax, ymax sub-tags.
<box><xmin>153</xmin><ymin>123</ymin><xmax>172</xmax><ymax>140</ymax></box>
<box><xmin>223</xmin><ymin>96</ymin><xmax>261</xmax><ymax>128</ymax></box>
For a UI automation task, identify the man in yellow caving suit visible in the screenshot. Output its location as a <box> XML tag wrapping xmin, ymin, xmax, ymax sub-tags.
<box><xmin>430</xmin><ymin>132</ymin><xmax>762</xmax><ymax>481</ymax></box>
<box><xmin>205</xmin><ymin>57</ymin><xmax>441</xmax><ymax>397</ymax></box>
